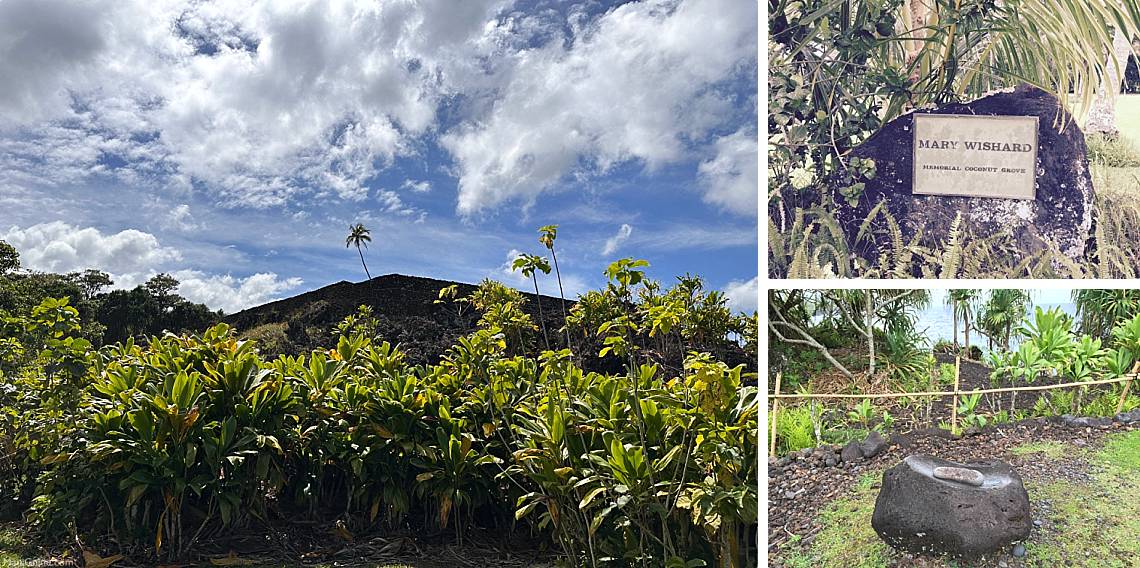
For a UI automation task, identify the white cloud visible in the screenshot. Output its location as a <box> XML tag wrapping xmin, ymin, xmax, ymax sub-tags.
<box><xmin>601</xmin><ymin>223</ymin><xmax>633</xmax><ymax>256</ymax></box>
<box><xmin>166</xmin><ymin>203</ymin><xmax>199</xmax><ymax>231</ymax></box>
<box><xmin>627</xmin><ymin>224</ymin><xmax>756</xmax><ymax>251</ymax></box>
<box><xmin>699</xmin><ymin>128</ymin><xmax>757</xmax><ymax>216</ymax></box>
<box><xmin>1</xmin><ymin>221</ymin><xmax>299</xmax><ymax>312</ymax></box>
<box><xmin>443</xmin><ymin>0</ymin><xmax>758</xmax><ymax>214</ymax></box>
<box><xmin>0</xmin><ymin>0</ymin><xmax>756</xmax><ymax>219</ymax></box>
<box><xmin>1</xmin><ymin>221</ymin><xmax>181</xmax><ymax>274</ymax></box>
<box><xmin>0</xmin><ymin>0</ymin><xmax>507</xmax><ymax>208</ymax></box>
<box><xmin>723</xmin><ymin>276</ymin><xmax>757</xmax><ymax>314</ymax></box>
<box><xmin>498</xmin><ymin>248</ymin><xmax>526</xmax><ymax>281</ymax></box>
<box><xmin>402</xmin><ymin>179</ymin><xmax>432</xmax><ymax>193</ymax></box>
<box><xmin>172</xmin><ymin>269</ymin><xmax>302</xmax><ymax>313</ymax></box>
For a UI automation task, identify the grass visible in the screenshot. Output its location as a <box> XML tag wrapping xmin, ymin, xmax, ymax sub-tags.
<box><xmin>780</xmin><ymin>472</ymin><xmax>891</xmax><ymax>568</ymax></box>
<box><xmin>1011</xmin><ymin>440</ymin><xmax>1068</xmax><ymax>459</ymax></box>
<box><xmin>1086</xmin><ymin>95</ymin><xmax>1140</xmax><ymax>278</ymax></box>
<box><xmin>777</xmin><ymin>430</ymin><xmax>1140</xmax><ymax>567</ymax></box>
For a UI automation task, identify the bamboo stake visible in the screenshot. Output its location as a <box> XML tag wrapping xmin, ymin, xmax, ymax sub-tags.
<box><xmin>1117</xmin><ymin>362</ymin><xmax>1140</xmax><ymax>414</ymax></box>
<box><xmin>951</xmin><ymin>356</ymin><xmax>961</xmax><ymax>435</ymax></box>
<box><xmin>767</xmin><ymin>375</ymin><xmax>1135</xmax><ymax>400</ymax></box>
<box><xmin>770</xmin><ymin>372</ymin><xmax>782</xmax><ymax>458</ymax></box>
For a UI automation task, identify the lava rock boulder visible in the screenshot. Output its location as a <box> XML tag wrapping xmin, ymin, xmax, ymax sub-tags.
<box><xmin>871</xmin><ymin>455</ymin><xmax>1031</xmax><ymax>558</ymax></box>
<box><xmin>859</xmin><ymin>430</ymin><xmax>889</xmax><ymax>458</ymax></box>
<box><xmin>829</xmin><ymin>84</ymin><xmax>1096</xmax><ymax>274</ymax></box>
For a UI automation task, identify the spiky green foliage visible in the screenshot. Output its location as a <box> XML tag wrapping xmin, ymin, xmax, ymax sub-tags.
<box><xmin>1</xmin><ymin>273</ymin><xmax>758</xmax><ymax>566</ymax></box>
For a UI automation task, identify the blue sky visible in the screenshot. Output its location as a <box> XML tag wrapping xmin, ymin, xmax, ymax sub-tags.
<box><xmin>0</xmin><ymin>0</ymin><xmax>759</xmax><ymax>313</ymax></box>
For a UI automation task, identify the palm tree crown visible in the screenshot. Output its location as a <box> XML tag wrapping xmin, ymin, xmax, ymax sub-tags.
<box><xmin>345</xmin><ymin>223</ymin><xmax>373</xmax><ymax>280</ymax></box>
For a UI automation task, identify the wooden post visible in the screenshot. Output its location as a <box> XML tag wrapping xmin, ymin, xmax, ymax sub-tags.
<box><xmin>951</xmin><ymin>356</ymin><xmax>961</xmax><ymax>435</ymax></box>
<box><xmin>1117</xmin><ymin>363</ymin><xmax>1139</xmax><ymax>414</ymax></box>
<box><xmin>770</xmin><ymin>372</ymin><xmax>782</xmax><ymax>458</ymax></box>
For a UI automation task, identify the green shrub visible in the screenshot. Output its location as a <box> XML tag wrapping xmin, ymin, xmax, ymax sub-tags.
<box><xmin>772</xmin><ymin>406</ymin><xmax>815</xmax><ymax>455</ymax></box>
<box><xmin>3</xmin><ymin>278</ymin><xmax>758</xmax><ymax>567</ymax></box>
<box><xmin>1086</xmin><ymin>133</ymin><xmax>1140</xmax><ymax>167</ymax></box>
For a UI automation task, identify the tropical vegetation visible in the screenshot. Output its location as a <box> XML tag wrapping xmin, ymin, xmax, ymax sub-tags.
<box><xmin>769</xmin><ymin>289</ymin><xmax>1140</xmax><ymax>456</ymax></box>
<box><xmin>0</xmin><ymin>250</ymin><xmax>758</xmax><ymax>567</ymax></box>
<box><xmin>769</xmin><ymin>0</ymin><xmax>1140</xmax><ymax>278</ymax></box>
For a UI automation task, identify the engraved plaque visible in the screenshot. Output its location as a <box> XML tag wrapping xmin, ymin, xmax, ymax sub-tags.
<box><xmin>912</xmin><ymin>114</ymin><xmax>1038</xmax><ymax>199</ymax></box>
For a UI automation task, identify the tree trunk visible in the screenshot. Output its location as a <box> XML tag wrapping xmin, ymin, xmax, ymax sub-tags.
<box><xmin>1086</xmin><ymin>28</ymin><xmax>1132</xmax><ymax>135</ymax></box>
<box><xmin>866</xmin><ymin>293</ymin><xmax>876</xmax><ymax>375</ymax></box>
<box><xmin>357</xmin><ymin>246</ymin><xmax>372</xmax><ymax>280</ymax></box>
<box><xmin>964</xmin><ymin>312</ymin><xmax>971</xmax><ymax>359</ymax></box>
<box><xmin>952</xmin><ymin>307</ymin><xmax>959</xmax><ymax>349</ymax></box>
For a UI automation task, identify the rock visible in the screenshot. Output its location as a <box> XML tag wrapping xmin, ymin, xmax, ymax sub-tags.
<box><xmin>800</xmin><ymin>447</ymin><xmax>814</xmax><ymax>458</ymax></box>
<box><xmin>823</xmin><ymin>85</ymin><xmax>1096</xmax><ymax>272</ymax></box>
<box><xmin>1013</xmin><ymin>543</ymin><xmax>1027</xmax><ymax>558</ymax></box>
<box><xmin>824</xmin><ymin>456</ymin><xmax>838</xmax><ymax>468</ymax></box>
<box><xmin>932</xmin><ymin>466</ymin><xmax>985</xmax><ymax>487</ymax></box>
<box><xmin>860</xmin><ymin>430</ymin><xmax>889</xmax><ymax>458</ymax></box>
<box><xmin>841</xmin><ymin>441</ymin><xmax>863</xmax><ymax>463</ymax></box>
<box><xmin>1033</xmin><ymin>519</ymin><xmax>1043</xmax><ymax>527</ymax></box>
<box><xmin>871</xmin><ymin>455</ymin><xmax>1031</xmax><ymax>558</ymax></box>
<box><xmin>1115</xmin><ymin>412</ymin><xmax>1134</xmax><ymax>424</ymax></box>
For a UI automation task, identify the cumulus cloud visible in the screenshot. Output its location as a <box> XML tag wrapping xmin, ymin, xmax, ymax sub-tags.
<box><xmin>0</xmin><ymin>0</ymin><xmax>506</xmax><ymax>208</ymax></box>
<box><xmin>443</xmin><ymin>0</ymin><xmax>758</xmax><ymax>214</ymax></box>
<box><xmin>0</xmin><ymin>0</ymin><xmax>756</xmax><ymax>218</ymax></box>
<box><xmin>723</xmin><ymin>276</ymin><xmax>758</xmax><ymax>314</ymax></box>
<box><xmin>1</xmin><ymin>221</ymin><xmax>300</xmax><ymax>312</ymax></box>
<box><xmin>172</xmin><ymin>269</ymin><xmax>303</xmax><ymax>313</ymax></box>
<box><xmin>601</xmin><ymin>224</ymin><xmax>633</xmax><ymax>256</ymax></box>
<box><xmin>1</xmin><ymin>221</ymin><xmax>181</xmax><ymax>274</ymax></box>
<box><xmin>699</xmin><ymin>128</ymin><xmax>758</xmax><ymax>216</ymax></box>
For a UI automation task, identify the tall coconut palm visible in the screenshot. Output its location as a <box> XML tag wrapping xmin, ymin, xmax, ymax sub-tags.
<box><xmin>345</xmin><ymin>223</ymin><xmax>373</xmax><ymax>280</ymax></box>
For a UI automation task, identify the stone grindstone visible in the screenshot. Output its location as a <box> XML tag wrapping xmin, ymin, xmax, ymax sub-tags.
<box><xmin>819</xmin><ymin>84</ymin><xmax>1096</xmax><ymax>273</ymax></box>
<box><xmin>932</xmin><ymin>466</ymin><xmax>985</xmax><ymax>487</ymax></box>
<box><xmin>872</xmin><ymin>455</ymin><xmax>1031</xmax><ymax>558</ymax></box>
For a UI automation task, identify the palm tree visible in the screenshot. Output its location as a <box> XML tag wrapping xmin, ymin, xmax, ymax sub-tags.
<box><xmin>947</xmin><ymin>290</ymin><xmax>979</xmax><ymax>357</ymax></box>
<box><xmin>538</xmin><ymin>225</ymin><xmax>573</xmax><ymax>350</ymax></box>
<box><xmin>775</xmin><ymin>0</ymin><xmax>1140</xmax><ymax>133</ymax></box>
<box><xmin>978</xmin><ymin>289</ymin><xmax>1032</xmax><ymax>351</ymax></box>
<box><xmin>512</xmin><ymin>253</ymin><xmax>552</xmax><ymax>350</ymax></box>
<box><xmin>345</xmin><ymin>223</ymin><xmax>373</xmax><ymax>280</ymax></box>
<box><xmin>1086</xmin><ymin>28</ymin><xmax>1134</xmax><ymax>135</ymax></box>
<box><xmin>1074</xmin><ymin>289</ymin><xmax>1140</xmax><ymax>339</ymax></box>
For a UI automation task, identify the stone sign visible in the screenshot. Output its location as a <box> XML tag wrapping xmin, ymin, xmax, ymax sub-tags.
<box><xmin>913</xmin><ymin>114</ymin><xmax>1038</xmax><ymax>199</ymax></box>
<box><xmin>804</xmin><ymin>85</ymin><xmax>1096</xmax><ymax>273</ymax></box>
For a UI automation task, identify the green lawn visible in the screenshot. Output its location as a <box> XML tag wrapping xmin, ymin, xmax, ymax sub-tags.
<box><xmin>1113</xmin><ymin>94</ymin><xmax>1140</xmax><ymax>144</ymax></box>
<box><xmin>777</xmin><ymin>430</ymin><xmax>1140</xmax><ymax>567</ymax></box>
